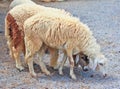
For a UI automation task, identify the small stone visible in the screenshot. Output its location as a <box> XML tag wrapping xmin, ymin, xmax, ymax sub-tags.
<box><xmin>103</xmin><ymin>74</ymin><xmax>107</xmax><ymax>78</ymax></box>
<box><xmin>90</xmin><ymin>75</ymin><xmax>94</xmax><ymax>77</ymax></box>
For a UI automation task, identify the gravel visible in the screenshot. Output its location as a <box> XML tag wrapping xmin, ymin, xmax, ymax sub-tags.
<box><xmin>0</xmin><ymin>0</ymin><xmax>120</xmax><ymax>89</ymax></box>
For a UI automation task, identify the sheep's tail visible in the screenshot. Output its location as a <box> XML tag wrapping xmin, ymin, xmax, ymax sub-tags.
<box><xmin>5</xmin><ymin>13</ymin><xmax>13</xmax><ymax>44</ymax></box>
<box><xmin>5</xmin><ymin>13</ymin><xmax>14</xmax><ymax>59</ymax></box>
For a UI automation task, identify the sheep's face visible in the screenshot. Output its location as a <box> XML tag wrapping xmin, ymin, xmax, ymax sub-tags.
<box><xmin>89</xmin><ymin>54</ymin><xmax>108</xmax><ymax>77</ymax></box>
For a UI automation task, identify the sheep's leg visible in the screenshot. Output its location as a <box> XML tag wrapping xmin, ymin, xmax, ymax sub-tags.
<box><xmin>7</xmin><ymin>39</ymin><xmax>24</xmax><ymax>71</ymax></box>
<box><xmin>13</xmin><ymin>47</ymin><xmax>24</xmax><ymax>71</ymax></box>
<box><xmin>49</xmin><ymin>48</ymin><xmax>59</xmax><ymax>69</ymax></box>
<box><xmin>25</xmin><ymin>46</ymin><xmax>36</xmax><ymax>77</ymax></box>
<box><xmin>26</xmin><ymin>55</ymin><xmax>36</xmax><ymax>77</ymax></box>
<box><xmin>7</xmin><ymin>40</ymin><xmax>14</xmax><ymax>59</ymax></box>
<box><xmin>66</xmin><ymin>49</ymin><xmax>76</xmax><ymax>80</ymax></box>
<box><xmin>24</xmin><ymin>34</ymin><xmax>44</xmax><ymax>77</ymax></box>
<box><xmin>37</xmin><ymin>48</ymin><xmax>50</xmax><ymax>75</ymax></box>
<box><xmin>59</xmin><ymin>52</ymin><xmax>67</xmax><ymax>75</ymax></box>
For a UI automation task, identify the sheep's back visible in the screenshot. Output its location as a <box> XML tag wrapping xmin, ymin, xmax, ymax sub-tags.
<box><xmin>24</xmin><ymin>12</ymin><xmax>88</xmax><ymax>49</ymax></box>
<box><xmin>9</xmin><ymin>4</ymin><xmax>41</xmax><ymax>25</ymax></box>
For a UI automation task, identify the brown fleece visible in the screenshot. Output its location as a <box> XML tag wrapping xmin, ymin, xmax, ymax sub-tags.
<box><xmin>6</xmin><ymin>13</ymin><xmax>24</xmax><ymax>49</ymax></box>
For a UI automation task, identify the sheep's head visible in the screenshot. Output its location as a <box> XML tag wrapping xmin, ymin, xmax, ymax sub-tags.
<box><xmin>89</xmin><ymin>54</ymin><xmax>108</xmax><ymax>77</ymax></box>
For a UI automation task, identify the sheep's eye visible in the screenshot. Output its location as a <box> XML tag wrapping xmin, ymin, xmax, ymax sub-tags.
<box><xmin>99</xmin><ymin>63</ymin><xmax>103</xmax><ymax>66</ymax></box>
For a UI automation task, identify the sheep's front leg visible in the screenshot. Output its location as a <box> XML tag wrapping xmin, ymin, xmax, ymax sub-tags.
<box><xmin>59</xmin><ymin>53</ymin><xmax>67</xmax><ymax>75</ymax></box>
<box><xmin>49</xmin><ymin>48</ymin><xmax>59</xmax><ymax>69</ymax></box>
<box><xmin>66</xmin><ymin>49</ymin><xmax>76</xmax><ymax>80</ymax></box>
<box><xmin>26</xmin><ymin>56</ymin><xmax>37</xmax><ymax>77</ymax></box>
<box><xmin>37</xmin><ymin>49</ymin><xmax>50</xmax><ymax>75</ymax></box>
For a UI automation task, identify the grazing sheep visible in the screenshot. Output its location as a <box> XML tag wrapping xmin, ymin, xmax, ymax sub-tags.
<box><xmin>5</xmin><ymin>3</ymin><xmax>90</xmax><ymax>74</ymax></box>
<box><xmin>5</xmin><ymin>3</ymin><xmax>70</xmax><ymax>71</ymax></box>
<box><xmin>24</xmin><ymin>12</ymin><xmax>108</xmax><ymax>79</ymax></box>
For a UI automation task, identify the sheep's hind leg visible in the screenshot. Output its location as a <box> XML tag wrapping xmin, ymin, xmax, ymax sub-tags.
<box><xmin>37</xmin><ymin>48</ymin><xmax>50</xmax><ymax>75</ymax></box>
<box><xmin>7</xmin><ymin>40</ymin><xmax>14</xmax><ymax>59</ymax></box>
<box><xmin>13</xmin><ymin>47</ymin><xmax>24</xmax><ymax>71</ymax></box>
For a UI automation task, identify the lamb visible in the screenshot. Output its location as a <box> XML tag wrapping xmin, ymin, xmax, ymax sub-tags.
<box><xmin>5</xmin><ymin>3</ymin><xmax>89</xmax><ymax>74</ymax></box>
<box><xmin>24</xmin><ymin>12</ymin><xmax>108</xmax><ymax>80</ymax></box>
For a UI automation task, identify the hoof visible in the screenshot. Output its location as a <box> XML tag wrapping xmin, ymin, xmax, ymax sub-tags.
<box><xmin>59</xmin><ymin>69</ymin><xmax>63</xmax><ymax>75</ymax></box>
<box><xmin>16</xmin><ymin>65</ymin><xmax>24</xmax><ymax>72</ymax></box>
<box><xmin>71</xmin><ymin>74</ymin><xmax>76</xmax><ymax>80</ymax></box>
<box><xmin>59</xmin><ymin>71</ymin><xmax>63</xmax><ymax>75</ymax></box>
<box><xmin>30</xmin><ymin>72</ymin><xmax>37</xmax><ymax>78</ymax></box>
<box><xmin>45</xmin><ymin>70</ymin><xmax>50</xmax><ymax>76</ymax></box>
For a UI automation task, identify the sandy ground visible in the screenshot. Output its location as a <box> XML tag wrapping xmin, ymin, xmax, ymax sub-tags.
<box><xmin>0</xmin><ymin>0</ymin><xmax>120</xmax><ymax>89</ymax></box>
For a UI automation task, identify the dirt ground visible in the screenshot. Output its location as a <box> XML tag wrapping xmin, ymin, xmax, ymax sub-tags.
<box><xmin>0</xmin><ymin>0</ymin><xmax>120</xmax><ymax>89</ymax></box>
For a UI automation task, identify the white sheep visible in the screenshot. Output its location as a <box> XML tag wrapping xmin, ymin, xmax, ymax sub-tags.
<box><xmin>9</xmin><ymin>0</ymin><xmax>36</xmax><ymax>9</ymax></box>
<box><xmin>6</xmin><ymin>1</ymin><xmax>90</xmax><ymax>75</ymax></box>
<box><xmin>24</xmin><ymin>12</ymin><xmax>108</xmax><ymax>80</ymax></box>
<box><xmin>5</xmin><ymin>3</ymin><xmax>89</xmax><ymax>75</ymax></box>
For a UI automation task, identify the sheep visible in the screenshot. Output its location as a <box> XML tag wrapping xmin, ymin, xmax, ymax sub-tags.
<box><xmin>9</xmin><ymin>0</ymin><xmax>36</xmax><ymax>9</ymax></box>
<box><xmin>5</xmin><ymin>3</ymin><xmax>90</xmax><ymax>74</ymax></box>
<box><xmin>5</xmin><ymin>3</ymin><xmax>68</xmax><ymax>70</ymax></box>
<box><xmin>9</xmin><ymin>0</ymin><xmax>69</xmax><ymax>69</ymax></box>
<box><xmin>24</xmin><ymin>12</ymin><xmax>108</xmax><ymax>80</ymax></box>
